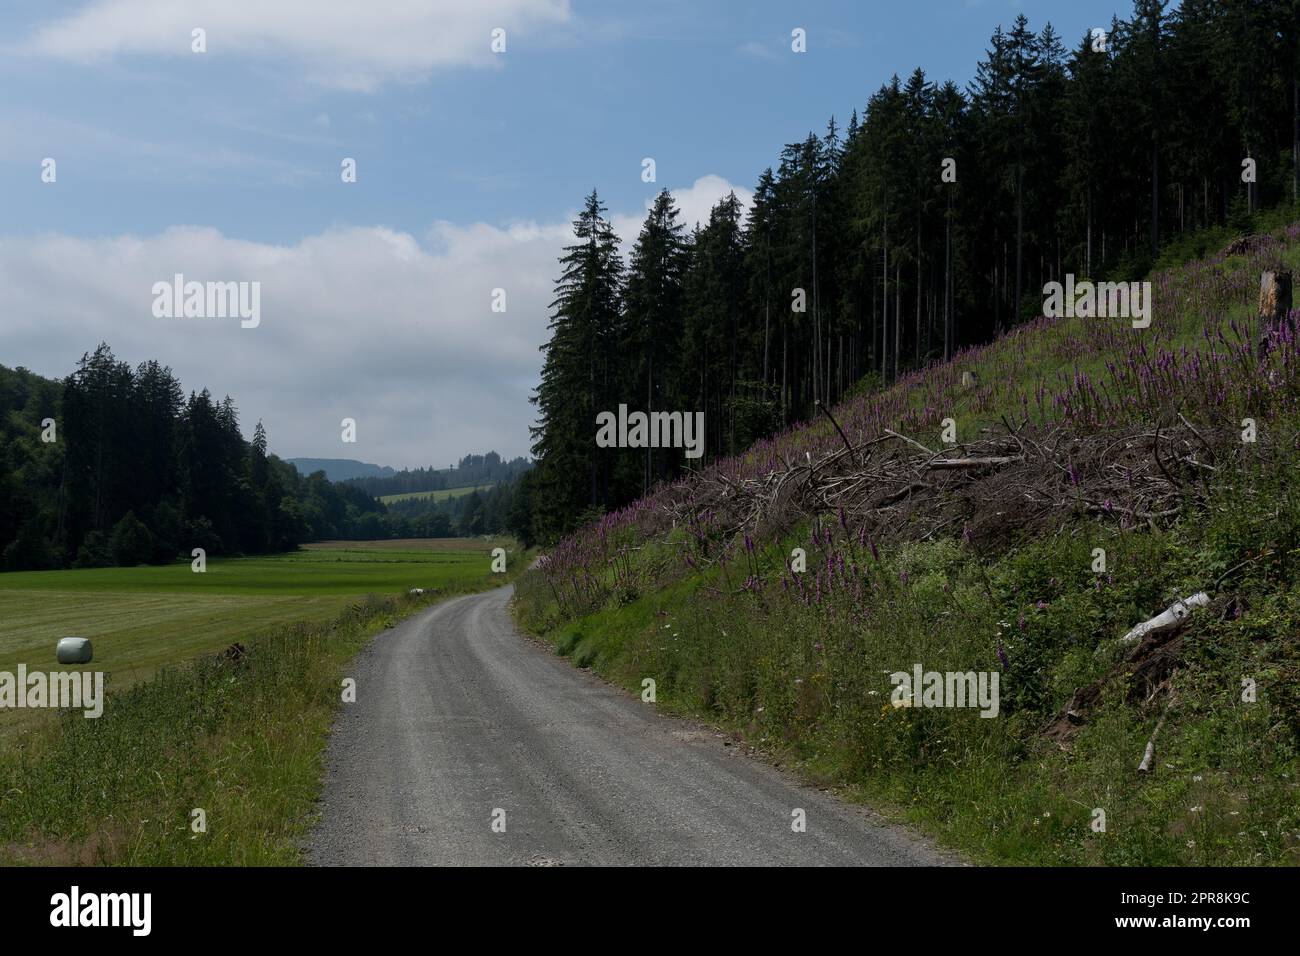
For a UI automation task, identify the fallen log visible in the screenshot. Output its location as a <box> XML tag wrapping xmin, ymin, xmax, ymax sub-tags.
<box><xmin>1137</xmin><ymin>709</ymin><xmax>1167</xmax><ymax>773</ymax></box>
<box><xmin>926</xmin><ymin>456</ymin><xmax>1022</xmax><ymax>470</ymax></box>
<box><xmin>1117</xmin><ymin>592</ymin><xmax>1210</xmax><ymax>647</ymax></box>
<box><xmin>1138</xmin><ymin>680</ymin><xmax>1178</xmax><ymax>773</ymax></box>
<box><xmin>1046</xmin><ymin>595</ymin><xmax>1210</xmax><ymax>746</ymax></box>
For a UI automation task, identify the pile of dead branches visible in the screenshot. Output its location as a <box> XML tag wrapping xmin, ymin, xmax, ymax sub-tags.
<box><xmin>668</xmin><ymin>413</ymin><xmax>1244</xmax><ymax>552</ymax></box>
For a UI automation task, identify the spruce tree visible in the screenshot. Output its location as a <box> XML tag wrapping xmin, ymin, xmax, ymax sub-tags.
<box><xmin>530</xmin><ymin>191</ymin><xmax>624</xmax><ymax>541</ymax></box>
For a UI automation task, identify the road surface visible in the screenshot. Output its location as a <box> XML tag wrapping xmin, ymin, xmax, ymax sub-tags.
<box><xmin>308</xmin><ymin>586</ymin><xmax>954</xmax><ymax>866</ymax></box>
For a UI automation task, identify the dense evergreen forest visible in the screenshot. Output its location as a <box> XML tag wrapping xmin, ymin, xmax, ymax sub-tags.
<box><xmin>384</xmin><ymin>482</ymin><xmax>526</xmax><ymax>541</ymax></box>
<box><xmin>526</xmin><ymin>0</ymin><xmax>1300</xmax><ymax>543</ymax></box>
<box><xmin>0</xmin><ymin>346</ymin><xmax>521</xmax><ymax>570</ymax></box>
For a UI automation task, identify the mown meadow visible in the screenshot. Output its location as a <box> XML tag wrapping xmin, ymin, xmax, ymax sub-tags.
<box><xmin>0</xmin><ymin>537</ymin><xmax>527</xmax><ymax>864</ymax></box>
<box><xmin>0</xmin><ymin>537</ymin><xmax>514</xmax><ymax>693</ymax></box>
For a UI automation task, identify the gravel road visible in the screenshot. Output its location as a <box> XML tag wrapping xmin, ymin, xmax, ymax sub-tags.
<box><xmin>307</xmin><ymin>586</ymin><xmax>954</xmax><ymax>866</ymax></box>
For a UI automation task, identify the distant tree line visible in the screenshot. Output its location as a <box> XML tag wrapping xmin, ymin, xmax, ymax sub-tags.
<box><xmin>525</xmin><ymin>0</ymin><xmax>1300</xmax><ymax>543</ymax></box>
<box><xmin>0</xmin><ymin>346</ymin><xmax>522</xmax><ymax>571</ymax></box>
<box><xmin>383</xmin><ymin>483</ymin><xmax>523</xmax><ymax>540</ymax></box>
<box><xmin>345</xmin><ymin>451</ymin><xmax>530</xmax><ymax>498</ymax></box>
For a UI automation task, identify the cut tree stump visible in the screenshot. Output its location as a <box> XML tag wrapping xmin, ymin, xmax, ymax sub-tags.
<box><xmin>1259</xmin><ymin>270</ymin><xmax>1293</xmax><ymax>323</ymax></box>
<box><xmin>1258</xmin><ymin>271</ymin><xmax>1294</xmax><ymax>357</ymax></box>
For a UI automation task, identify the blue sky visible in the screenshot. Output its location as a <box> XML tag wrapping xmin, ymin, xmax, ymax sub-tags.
<box><xmin>0</xmin><ymin>0</ymin><xmax>1136</xmax><ymax>468</ymax></box>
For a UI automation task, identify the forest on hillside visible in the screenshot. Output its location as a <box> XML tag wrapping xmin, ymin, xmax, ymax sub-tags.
<box><xmin>344</xmin><ymin>452</ymin><xmax>530</xmax><ymax>498</ymax></box>
<box><xmin>524</xmin><ymin>0</ymin><xmax>1300</xmax><ymax>543</ymax></box>
<box><xmin>0</xmin><ymin>346</ymin><xmax>524</xmax><ymax>570</ymax></box>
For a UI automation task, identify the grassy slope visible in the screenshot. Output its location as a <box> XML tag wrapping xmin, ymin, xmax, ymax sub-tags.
<box><xmin>515</xmin><ymin>217</ymin><xmax>1300</xmax><ymax>866</ymax></box>
<box><xmin>0</xmin><ymin>539</ymin><xmax>531</xmax><ymax>864</ymax></box>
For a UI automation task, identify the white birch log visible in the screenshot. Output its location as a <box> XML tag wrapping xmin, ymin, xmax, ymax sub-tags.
<box><xmin>1137</xmin><ymin>711</ymin><xmax>1168</xmax><ymax>773</ymax></box>
<box><xmin>927</xmin><ymin>456</ymin><xmax>1022</xmax><ymax>470</ymax></box>
<box><xmin>1118</xmin><ymin>592</ymin><xmax>1210</xmax><ymax>648</ymax></box>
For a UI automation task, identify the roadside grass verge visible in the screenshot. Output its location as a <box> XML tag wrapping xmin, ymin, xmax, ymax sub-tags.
<box><xmin>515</xmin><ymin>469</ymin><xmax>1300</xmax><ymax>865</ymax></box>
<box><xmin>0</xmin><ymin>544</ymin><xmax>531</xmax><ymax>865</ymax></box>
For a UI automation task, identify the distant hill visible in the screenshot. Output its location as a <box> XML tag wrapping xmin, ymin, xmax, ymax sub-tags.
<box><xmin>286</xmin><ymin>458</ymin><xmax>397</xmax><ymax>482</ymax></box>
<box><xmin>346</xmin><ymin>452</ymin><xmax>529</xmax><ymax>498</ymax></box>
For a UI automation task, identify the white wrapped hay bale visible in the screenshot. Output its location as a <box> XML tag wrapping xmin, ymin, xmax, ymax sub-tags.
<box><xmin>56</xmin><ymin>637</ymin><xmax>93</xmax><ymax>664</ymax></box>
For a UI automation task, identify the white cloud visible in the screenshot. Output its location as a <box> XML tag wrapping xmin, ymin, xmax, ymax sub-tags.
<box><xmin>613</xmin><ymin>174</ymin><xmax>754</xmax><ymax>246</ymax></box>
<box><xmin>21</xmin><ymin>0</ymin><xmax>572</xmax><ymax>91</ymax></box>
<box><xmin>0</xmin><ymin>176</ymin><xmax>749</xmax><ymax>469</ymax></box>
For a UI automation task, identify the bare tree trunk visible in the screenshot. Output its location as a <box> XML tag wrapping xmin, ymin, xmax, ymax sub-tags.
<box><xmin>915</xmin><ymin>208</ymin><xmax>922</xmax><ymax>367</ymax></box>
<box><xmin>1150</xmin><ymin>133</ymin><xmax>1160</xmax><ymax>257</ymax></box>
<box><xmin>1086</xmin><ymin>189</ymin><xmax>1092</xmax><ymax>275</ymax></box>
<box><xmin>812</xmin><ymin>194</ymin><xmax>821</xmax><ymax>406</ymax></box>
<box><xmin>882</xmin><ymin>207</ymin><xmax>889</xmax><ymax>383</ymax></box>
<box><xmin>1014</xmin><ymin>162</ymin><xmax>1024</xmax><ymax>323</ymax></box>
<box><xmin>762</xmin><ymin>251</ymin><xmax>770</xmax><ymax>389</ymax></box>
<box><xmin>781</xmin><ymin>308</ymin><xmax>788</xmax><ymax>424</ymax></box>
<box><xmin>894</xmin><ymin>262</ymin><xmax>901</xmax><ymax>382</ymax></box>
<box><xmin>944</xmin><ymin>189</ymin><xmax>952</xmax><ymax>361</ymax></box>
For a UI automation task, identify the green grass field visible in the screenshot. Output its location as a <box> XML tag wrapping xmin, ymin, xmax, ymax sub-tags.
<box><xmin>377</xmin><ymin>484</ymin><xmax>492</xmax><ymax>504</ymax></box>
<box><xmin>0</xmin><ymin>537</ymin><xmax>530</xmax><ymax>864</ymax></box>
<box><xmin>0</xmin><ymin>538</ymin><xmax>518</xmax><ymax>703</ymax></box>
